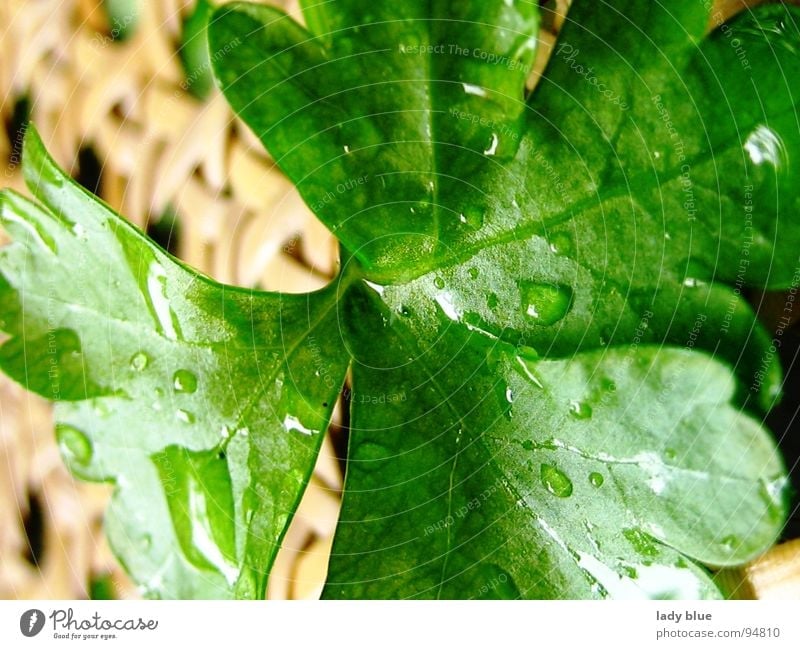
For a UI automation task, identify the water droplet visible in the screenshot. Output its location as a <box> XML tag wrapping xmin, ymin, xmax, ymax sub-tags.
<box><xmin>519</xmin><ymin>282</ymin><xmax>573</xmax><ymax>325</ymax></box>
<box><xmin>515</xmin><ymin>355</ymin><xmax>545</xmax><ymax>389</ymax></box>
<box><xmin>759</xmin><ymin>475</ymin><xmax>788</xmax><ymax>522</ymax></box>
<box><xmin>484</xmin><ymin>133</ymin><xmax>499</xmax><ymax>156</ymax></box>
<box><xmin>521</xmin><ymin>439</ymin><xmax>535</xmax><ymax>451</ymax></box>
<box><xmin>460</xmin><ymin>206</ymin><xmax>485</xmax><ymax>230</ymax></box>
<box><xmin>720</xmin><ymin>534</ymin><xmax>740</xmax><ymax>551</ymax></box>
<box><xmin>56</xmin><ymin>423</ymin><xmax>93</xmax><ymax>466</ymax></box>
<box><xmin>540</xmin><ymin>464</ymin><xmax>573</xmax><ymax>498</ymax></box>
<box><xmin>433</xmin><ymin>276</ymin><xmax>446</xmax><ymax>290</ymax></box>
<box><xmin>744</xmin><ymin>124</ymin><xmax>786</xmax><ymax>168</ymax></box>
<box><xmin>283</xmin><ymin>414</ymin><xmax>319</xmax><ymax>436</ymax></box>
<box><xmin>130</xmin><ymin>352</ymin><xmax>149</xmax><ymax>371</ymax></box>
<box><xmin>505</xmin><ymin>387</ymin><xmax>514</xmax><ymax>403</ymax></box>
<box><xmin>173</xmin><ymin>369</ymin><xmax>198</xmax><ymax>394</ymax></box>
<box><xmin>486</xmin><ymin>293</ymin><xmax>499</xmax><ymax>310</ymax></box>
<box><xmin>145</xmin><ymin>261</ymin><xmax>181</xmax><ymax>340</ymax></box>
<box><xmin>343</xmin><ymin>144</ymin><xmax>351</xmax><ymax>154</ymax></box>
<box><xmin>548</xmin><ymin>232</ymin><xmax>573</xmax><ymax>256</ymax></box>
<box><xmin>468</xmin><ymin>267</ymin><xmax>479</xmax><ymax>280</ymax></box>
<box><xmin>152</xmin><ymin>446</ymin><xmax>239</xmax><ymax>584</ymax></box>
<box><xmin>622</xmin><ymin>528</ymin><xmax>659</xmax><ymax>558</ymax></box>
<box><xmin>176</xmin><ymin>409</ymin><xmax>195</xmax><ymax>424</ymax></box>
<box><xmin>398</xmin><ymin>305</ymin><xmax>412</xmax><ymax>318</ymax></box>
<box><xmin>71</xmin><ymin>223</ymin><xmax>87</xmax><ymax>238</ymax></box>
<box><xmin>589</xmin><ymin>472</ymin><xmax>604</xmax><ymax>488</ymax></box>
<box><xmin>435</xmin><ymin>291</ymin><xmax>461</xmax><ymax>321</ymax></box>
<box><xmin>569</xmin><ymin>400</ymin><xmax>593</xmax><ymax>420</ymax></box>
<box><xmin>664</xmin><ymin>448</ymin><xmax>677</xmax><ymax>461</ymax></box>
<box><xmin>462</xmin><ymin>83</ymin><xmax>487</xmax><ymax>97</ymax></box>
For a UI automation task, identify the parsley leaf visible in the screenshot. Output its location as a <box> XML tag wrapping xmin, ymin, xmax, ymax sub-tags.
<box><xmin>0</xmin><ymin>130</ymin><xmax>349</xmax><ymax>597</ymax></box>
<box><xmin>0</xmin><ymin>0</ymin><xmax>797</xmax><ymax>599</ymax></box>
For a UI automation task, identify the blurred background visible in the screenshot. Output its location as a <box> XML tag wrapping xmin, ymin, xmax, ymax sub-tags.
<box><xmin>0</xmin><ymin>0</ymin><xmax>797</xmax><ymax>600</ymax></box>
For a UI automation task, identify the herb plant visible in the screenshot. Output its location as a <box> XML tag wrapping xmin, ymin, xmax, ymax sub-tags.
<box><xmin>1</xmin><ymin>0</ymin><xmax>799</xmax><ymax>599</ymax></box>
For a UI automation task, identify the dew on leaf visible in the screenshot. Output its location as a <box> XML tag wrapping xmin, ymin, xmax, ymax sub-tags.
<box><xmin>622</xmin><ymin>528</ymin><xmax>659</xmax><ymax>558</ymax></box>
<box><xmin>519</xmin><ymin>282</ymin><xmax>573</xmax><ymax>325</ymax></box>
<box><xmin>56</xmin><ymin>423</ymin><xmax>93</xmax><ymax>466</ymax></box>
<box><xmin>569</xmin><ymin>400</ymin><xmax>593</xmax><ymax>420</ymax></box>
<box><xmin>462</xmin><ymin>82</ymin><xmax>487</xmax><ymax>97</ymax></box>
<box><xmin>548</xmin><ymin>232</ymin><xmax>573</xmax><ymax>256</ymax></box>
<box><xmin>589</xmin><ymin>472</ymin><xmax>604</xmax><ymax>488</ymax></box>
<box><xmin>176</xmin><ymin>409</ymin><xmax>195</xmax><ymax>424</ymax></box>
<box><xmin>283</xmin><ymin>414</ymin><xmax>319</xmax><ymax>436</ymax></box>
<box><xmin>540</xmin><ymin>463</ymin><xmax>573</xmax><ymax>498</ymax></box>
<box><xmin>130</xmin><ymin>351</ymin><xmax>149</xmax><ymax>371</ymax></box>
<box><xmin>173</xmin><ymin>369</ymin><xmax>198</xmax><ymax>394</ymax></box>
<box><xmin>484</xmin><ymin>132</ymin><xmax>499</xmax><ymax>156</ymax></box>
<box><xmin>152</xmin><ymin>446</ymin><xmax>239</xmax><ymax>585</ymax></box>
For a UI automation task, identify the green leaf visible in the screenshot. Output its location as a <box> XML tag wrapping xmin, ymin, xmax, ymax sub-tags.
<box><xmin>324</xmin><ymin>285</ymin><xmax>786</xmax><ymax>598</ymax></box>
<box><xmin>209</xmin><ymin>0</ymin><xmax>539</xmax><ymax>277</ymax></box>
<box><xmin>2</xmin><ymin>0</ymin><xmax>798</xmax><ymax>600</ymax></box>
<box><xmin>180</xmin><ymin>0</ymin><xmax>215</xmax><ymax>99</ymax></box>
<box><xmin>206</xmin><ymin>0</ymin><xmax>798</xmax><ymax>598</ymax></box>
<box><xmin>0</xmin><ymin>127</ymin><xmax>350</xmax><ymax>598</ymax></box>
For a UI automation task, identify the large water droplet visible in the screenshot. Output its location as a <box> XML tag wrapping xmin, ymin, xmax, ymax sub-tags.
<box><xmin>540</xmin><ymin>463</ymin><xmax>573</xmax><ymax>498</ymax></box>
<box><xmin>152</xmin><ymin>446</ymin><xmax>239</xmax><ymax>585</ymax></box>
<box><xmin>759</xmin><ymin>475</ymin><xmax>788</xmax><ymax>523</ymax></box>
<box><xmin>515</xmin><ymin>354</ymin><xmax>545</xmax><ymax>389</ymax></box>
<box><xmin>176</xmin><ymin>409</ymin><xmax>195</xmax><ymax>424</ymax></box>
<box><xmin>462</xmin><ymin>82</ymin><xmax>487</xmax><ymax>97</ymax></box>
<box><xmin>744</xmin><ymin>124</ymin><xmax>786</xmax><ymax>168</ymax></box>
<box><xmin>589</xmin><ymin>472</ymin><xmax>604</xmax><ymax>488</ymax></box>
<box><xmin>283</xmin><ymin>414</ymin><xmax>319</xmax><ymax>436</ymax></box>
<box><xmin>519</xmin><ymin>282</ymin><xmax>573</xmax><ymax>325</ymax></box>
<box><xmin>130</xmin><ymin>352</ymin><xmax>149</xmax><ymax>372</ymax></box>
<box><xmin>173</xmin><ymin>369</ymin><xmax>198</xmax><ymax>394</ymax></box>
<box><xmin>569</xmin><ymin>400</ymin><xmax>593</xmax><ymax>420</ymax></box>
<box><xmin>145</xmin><ymin>261</ymin><xmax>181</xmax><ymax>340</ymax></box>
<box><xmin>433</xmin><ymin>276</ymin><xmax>446</xmax><ymax>290</ymax></box>
<box><xmin>484</xmin><ymin>133</ymin><xmax>499</xmax><ymax>156</ymax></box>
<box><xmin>56</xmin><ymin>423</ymin><xmax>93</xmax><ymax>466</ymax></box>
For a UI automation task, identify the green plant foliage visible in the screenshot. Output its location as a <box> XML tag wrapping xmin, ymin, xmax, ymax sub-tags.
<box><xmin>1</xmin><ymin>0</ymin><xmax>798</xmax><ymax>598</ymax></box>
